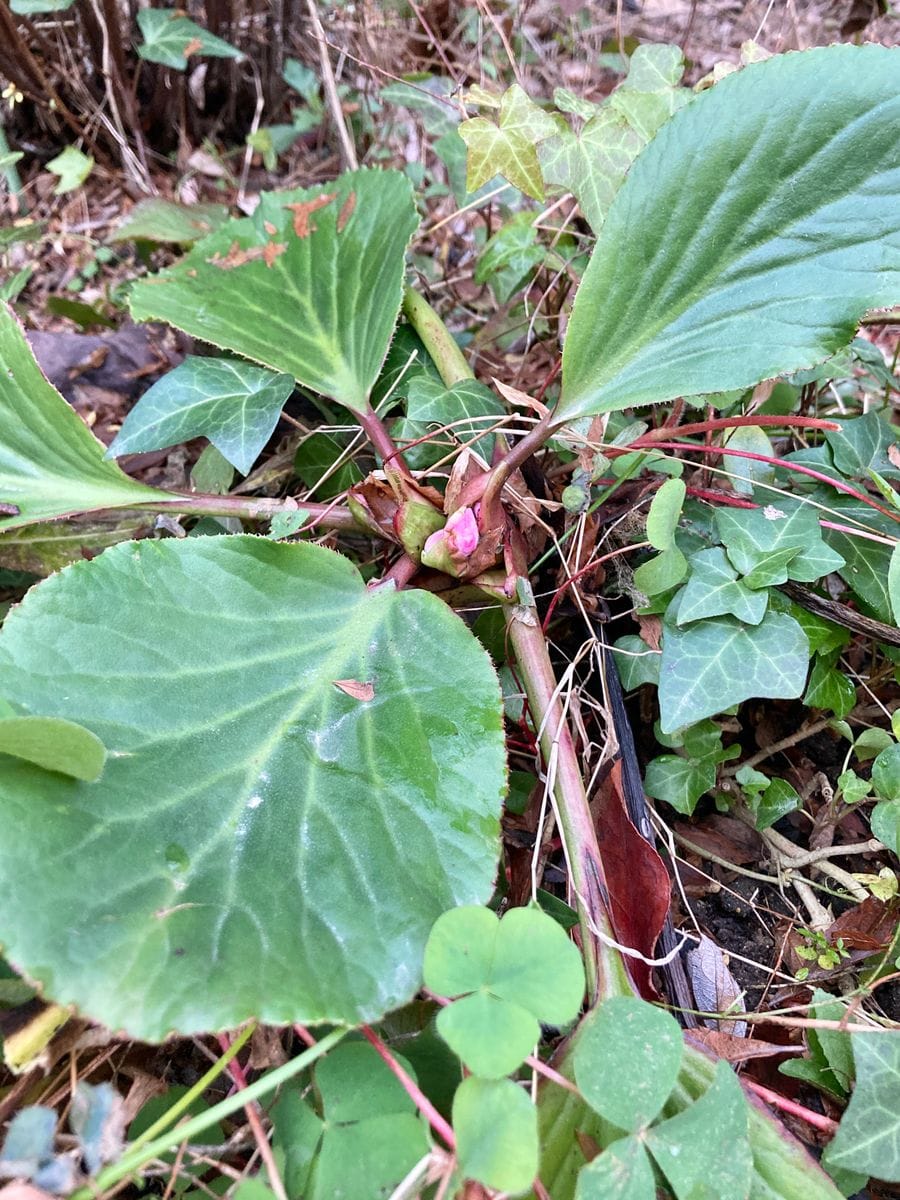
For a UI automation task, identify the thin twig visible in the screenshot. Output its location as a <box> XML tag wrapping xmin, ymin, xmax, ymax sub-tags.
<box><xmin>305</xmin><ymin>0</ymin><xmax>358</xmax><ymax>170</ymax></box>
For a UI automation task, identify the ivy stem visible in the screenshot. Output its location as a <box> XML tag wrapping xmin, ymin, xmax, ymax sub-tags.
<box><xmin>401</xmin><ymin>287</ymin><xmax>474</xmax><ymax>386</ymax></box>
<box><xmin>356</xmin><ymin>403</ymin><xmax>412</xmax><ymax>476</ymax></box>
<box><xmin>505</xmin><ymin>600</ymin><xmax>634</xmax><ymax>1007</ymax></box>
<box><xmin>360</xmin><ymin>1025</ymin><xmax>456</xmax><ymax>1150</ymax></box>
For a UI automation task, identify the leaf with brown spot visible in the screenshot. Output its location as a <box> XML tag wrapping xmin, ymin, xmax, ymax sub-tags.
<box><xmin>263</xmin><ymin>241</ymin><xmax>287</xmax><ymax>268</ymax></box>
<box><xmin>286</xmin><ymin>193</ymin><xmax>337</xmax><ymax>238</ymax></box>
<box><xmin>337</xmin><ymin>192</ymin><xmax>356</xmax><ymax>232</ymax></box>
<box><xmin>333</xmin><ymin>679</ymin><xmax>375</xmax><ymax>701</ymax></box>
<box><xmin>182</xmin><ymin>37</ymin><xmax>203</xmax><ymax>57</ymax></box>
<box><xmin>264</xmin><ymin>221</ymin><xmax>277</xmax><ymax>235</ymax></box>
<box><xmin>207</xmin><ymin>241</ymin><xmax>273</xmax><ymax>270</ymax></box>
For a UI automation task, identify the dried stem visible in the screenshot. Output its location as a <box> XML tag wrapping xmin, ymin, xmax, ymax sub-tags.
<box><xmin>505</xmin><ymin>600</ymin><xmax>634</xmax><ymax>1006</ymax></box>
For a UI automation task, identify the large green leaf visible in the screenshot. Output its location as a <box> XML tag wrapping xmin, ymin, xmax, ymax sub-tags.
<box><xmin>0</xmin><ymin>537</ymin><xmax>505</xmax><ymax>1039</ymax></box>
<box><xmin>0</xmin><ymin>306</ymin><xmax>165</xmax><ymax>532</ymax></box>
<box><xmin>106</xmin><ymin>357</ymin><xmax>295</xmax><ymax>475</ymax></box>
<box><xmin>559</xmin><ymin>45</ymin><xmax>900</xmax><ymax>420</ymax></box>
<box><xmin>130</xmin><ymin>170</ymin><xmax>418</xmax><ymax>413</ymax></box>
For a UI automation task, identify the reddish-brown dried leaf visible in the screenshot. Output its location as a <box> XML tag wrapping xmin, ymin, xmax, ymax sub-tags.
<box><xmin>594</xmin><ymin>760</ymin><xmax>670</xmax><ymax>1000</ymax></box>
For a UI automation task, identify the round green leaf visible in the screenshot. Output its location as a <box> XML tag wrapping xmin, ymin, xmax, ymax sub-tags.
<box><xmin>644</xmin><ymin>1060</ymin><xmax>751</xmax><ymax>1200</ymax></box>
<box><xmin>872</xmin><ymin>744</ymin><xmax>900</xmax><ymax>802</ymax></box>
<box><xmin>575</xmin><ymin>1136</ymin><xmax>657</xmax><ymax>1200</ymax></box>
<box><xmin>453</xmin><ymin>1076</ymin><xmax>538</xmax><ymax>1196</ymax></box>
<box><xmin>307</xmin><ymin>1042</ymin><xmax>428</xmax><ymax>1200</ymax></box>
<box><xmin>436</xmin><ymin>990</ymin><xmax>539</xmax><ymax>1078</ymax></box>
<box><xmin>489</xmin><ymin>905</ymin><xmax>585</xmax><ymax>1024</ymax></box>
<box><xmin>0</xmin><ymin>537</ymin><xmax>505</xmax><ymax>1039</ymax></box>
<box><xmin>574</xmin><ymin>997</ymin><xmax>683</xmax><ymax>1131</ymax></box>
<box><xmin>646</xmin><ymin>479</ymin><xmax>686</xmax><ymax>551</ymax></box>
<box><xmin>559</xmin><ymin>45</ymin><xmax>900</xmax><ymax>420</ymax></box>
<box><xmin>130</xmin><ymin>170</ymin><xmax>418</xmax><ymax>414</ymax></box>
<box><xmin>424</xmin><ymin>905</ymin><xmax>500</xmax><ymax>997</ymax></box>
<box><xmin>0</xmin><ymin>716</ymin><xmax>105</xmax><ymax>782</ymax></box>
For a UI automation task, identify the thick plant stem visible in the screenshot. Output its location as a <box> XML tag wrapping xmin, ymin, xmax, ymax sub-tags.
<box><xmin>141</xmin><ymin>492</ymin><xmax>361</xmax><ymax>531</ymax></box>
<box><xmin>402</xmin><ymin>287</ymin><xmax>474</xmax><ymax>387</ymax></box>
<box><xmin>506</xmin><ymin>600</ymin><xmax>633</xmax><ymax>1006</ymax></box>
<box><xmin>357</xmin><ymin>403</ymin><xmax>412</xmax><ymax>476</ymax></box>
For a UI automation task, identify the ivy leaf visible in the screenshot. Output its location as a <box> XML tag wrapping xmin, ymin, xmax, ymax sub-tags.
<box><xmin>136</xmin><ymin>9</ymin><xmax>243</xmax><ymax>69</ymax></box>
<box><xmin>130</xmin><ymin>170</ymin><xmax>418</xmax><ymax>414</ymax></box>
<box><xmin>0</xmin><ymin>305</ymin><xmax>166</xmax><ymax>532</ymax></box>
<box><xmin>715</xmin><ymin>503</ymin><xmax>845</xmax><ymax>584</ymax></box>
<box><xmin>459</xmin><ymin>85</ymin><xmax>558</xmax><ymax>200</ymax></box>
<box><xmin>890</xmin><ymin>543</ymin><xmax>900</xmax><ymax>626</ymax></box>
<box><xmin>424</xmin><ymin>905</ymin><xmax>584</xmax><ymax>1077</ymax></box>
<box><xmin>106</xmin><ymin>357</ymin><xmax>295</xmax><ymax>476</ymax></box>
<box><xmin>644</xmin><ymin>754</ymin><xmax>716</xmax><ymax>817</ymax></box>
<box><xmin>559</xmin><ymin>45</ymin><xmax>900</xmax><ymax>420</ymax></box>
<box><xmin>825</xmin><ymin>412</ymin><xmax>900</xmax><ymax>480</ymax></box>
<box><xmin>676</xmin><ymin>548</ymin><xmax>768</xmax><ymax>626</ymax></box>
<box><xmin>873</xmin><ymin>745</ymin><xmax>900</xmax><ymax>801</ymax></box>
<box><xmin>540</xmin><ymin>44</ymin><xmax>690</xmax><ymax>233</ymax></box>
<box><xmin>825</xmin><ymin>1033</ymin><xmax>900</xmax><ymax>1181</ymax></box>
<box><xmin>659</xmin><ymin>609</ymin><xmax>809</xmax><ymax>733</ymax></box>
<box><xmin>645</xmin><ymin>1060</ymin><xmax>752</xmax><ymax>1200</ymax></box>
<box><xmin>45</xmin><ymin>147</ymin><xmax>94</xmax><ymax>195</ymax></box>
<box><xmin>0</xmin><ymin>537</ymin><xmax>506</xmax><ymax>1039</ymax></box>
<box><xmin>453</xmin><ymin>1076</ymin><xmax>538</xmax><ymax>1196</ymax></box>
<box><xmin>575</xmin><ymin>997</ymin><xmax>683</xmax><ymax>1131</ymax></box>
<box><xmin>817</xmin><ymin>495</ymin><xmax>897</xmax><ymax>623</ymax></box>
<box><xmin>405</xmin><ymin>377</ymin><xmax>505</xmax><ymax>465</ymax></box>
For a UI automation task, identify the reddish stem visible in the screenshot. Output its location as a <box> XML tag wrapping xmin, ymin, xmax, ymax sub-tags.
<box><xmin>743</xmin><ymin>1078</ymin><xmax>839</xmax><ymax>1135</ymax></box>
<box><xmin>359</xmin><ymin>1025</ymin><xmax>456</xmax><ymax>1151</ymax></box>
<box><xmin>369</xmin><ymin>551</ymin><xmax>419</xmax><ymax>591</ymax></box>
<box><xmin>624</xmin><ymin>440</ymin><xmax>900</xmax><ymax>523</ymax></box>
<box><xmin>357</xmin><ymin>404</ymin><xmax>412</xmax><ymax>476</ymax></box>
<box><xmin>542</xmin><ymin>542</ymin><xmax>651</xmax><ymax>632</ymax></box>
<box><xmin>637</xmin><ymin>415</ymin><xmax>841</xmax><ymax>443</ymax></box>
<box><xmin>685</xmin><ymin>486</ymin><xmax>758</xmax><ymax>509</ymax></box>
<box><xmin>217</xmin><ymin>1034</ymin><xmax>289</xmax><ymax>1200</ymax></box>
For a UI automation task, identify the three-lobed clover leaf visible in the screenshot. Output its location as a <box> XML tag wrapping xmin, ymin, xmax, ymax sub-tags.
<box><xmin>423</xmin><ymin>905</ymin><xmax>584</xmax><ymax>1077</ymax></box>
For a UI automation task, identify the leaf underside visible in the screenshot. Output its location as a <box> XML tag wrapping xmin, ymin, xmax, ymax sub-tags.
<box><xmin>0</xmin><ymin>306</ymin><xmax>164</xmax><ymax>532</ymax></box>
